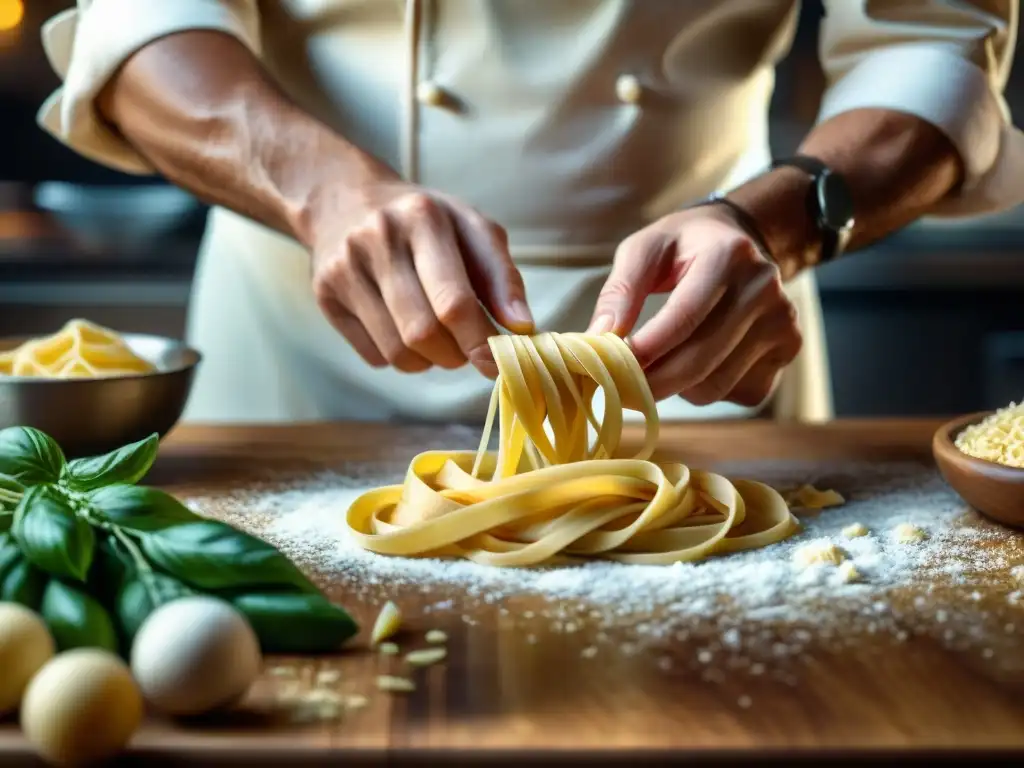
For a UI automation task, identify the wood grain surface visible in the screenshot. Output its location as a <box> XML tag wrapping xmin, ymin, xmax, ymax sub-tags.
<box><xmin>2</xmin><ymin>419</ymin><xmax>1024</xmax><ymax>765</ymax></box>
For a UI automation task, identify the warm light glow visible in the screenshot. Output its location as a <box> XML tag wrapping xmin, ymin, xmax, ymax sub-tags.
<box><xmin>0</xmin><ymin>0</ymin><xmax>24</xmax><ymax>32</ymax></box>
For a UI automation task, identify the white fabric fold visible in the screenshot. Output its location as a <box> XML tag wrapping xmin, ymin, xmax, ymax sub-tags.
<box><xmin>819</xmin><ymin>0</ymin><xmax>1024</xmax><ymax>216</ymax></box>
<box><xmin>35</xmin><ymin>0</ymin><xmax>260</xmax><ymax>175</ymax></box>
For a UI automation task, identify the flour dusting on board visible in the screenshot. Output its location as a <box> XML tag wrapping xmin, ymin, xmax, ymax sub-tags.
<box><xmin>184</xmin><ymin>448</ymin><xmax>1024</xmax><ymax>674</ymax></box>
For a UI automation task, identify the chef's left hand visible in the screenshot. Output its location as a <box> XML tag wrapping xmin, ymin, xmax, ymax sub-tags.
<box><xmin>588</xmin><ymin>204</ymin><xmax>802</xmax><ymax>406</ymax></box>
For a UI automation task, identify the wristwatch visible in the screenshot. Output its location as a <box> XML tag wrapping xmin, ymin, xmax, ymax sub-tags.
<box><xmin>770</xmin><ymin>155</ymin><xmax>855</xmax><ymax>265</ymax></box>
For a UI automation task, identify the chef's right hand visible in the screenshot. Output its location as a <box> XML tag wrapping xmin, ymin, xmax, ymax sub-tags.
<box><xmin>308</xmin><ymin>173</ymin><xmax>534</xmax><ymax>378</ymax></box>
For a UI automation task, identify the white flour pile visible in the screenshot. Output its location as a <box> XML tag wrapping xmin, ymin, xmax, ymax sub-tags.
<box><xmin>184</xmin><ymin>447</ymin><xmax>1024</xmax><ymax>672</ymax></box>
<box><xmin>230</xmin><ymin>461</ymin><xmax>1010</xmax><ymax>610</ymax></box>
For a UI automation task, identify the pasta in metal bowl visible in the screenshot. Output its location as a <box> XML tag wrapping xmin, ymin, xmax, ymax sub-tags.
<box><xmin>0</xmin><ymin>320</ymin><xmax>155</xmax><ymax>379</ymax></box>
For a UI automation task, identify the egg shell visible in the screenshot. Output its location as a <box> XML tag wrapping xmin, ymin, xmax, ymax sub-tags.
<box><xmin>20</xmin><ymin>648</ymin><xmax>143</xmax><ymax>767</ymax></box>
<box><xmin>0</xmin><ymin>602</ymin><xmax>55</xmax><ymax>715</ymax></box>
<box><xmin>130</xmin><ymin>596</ymin><xmax>262</xmax><ymax>716</ymax></box>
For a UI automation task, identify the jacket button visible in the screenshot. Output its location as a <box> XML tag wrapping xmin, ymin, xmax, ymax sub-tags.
<box><xmin>416</xmin><ymin>81</ymin><xmax>447</xmax><ymax>107</ymax></box>
<box><xmin>615</xmin><ymin>74</ymin><xmax>642</xmax><ymax>105</ymax></box>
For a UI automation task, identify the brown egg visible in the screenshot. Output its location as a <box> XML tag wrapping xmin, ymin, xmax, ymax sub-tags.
<box><xmin>21</xmin><ymin>649</ymin><xmax>143</xmax><ymax>766</ymax></box>
<box><xmin>0</xmin><ymin>603</ymin><xmax>55</xmax><ymax>715</ymax></box>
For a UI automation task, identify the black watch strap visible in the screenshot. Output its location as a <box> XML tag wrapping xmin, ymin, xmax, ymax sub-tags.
<box><xmin>703</xmin><ymin>193</ymin><xmax>773</xmax><ymax>262</ymax></box>
<box><xmin>770</xmin><ymin>154</ymin><xmax>854</xmax><ymax>265</ymax></box>
<box><xmin>771</xmin><ymin>154</ymin><xmax>828</xmax><ymax>176</ymax></box>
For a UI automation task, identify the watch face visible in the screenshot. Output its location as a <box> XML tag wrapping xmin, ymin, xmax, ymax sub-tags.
<box><xmin>817</xmin><ymin>171</ymin><xmax>855</xmax><ymax>230</ymax></box>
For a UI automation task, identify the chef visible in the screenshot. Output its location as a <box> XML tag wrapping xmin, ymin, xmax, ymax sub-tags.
<box><xmin>37</xmin><ymin>1</ymin><xmax>1024</xmax><ymax>424</ymax></box>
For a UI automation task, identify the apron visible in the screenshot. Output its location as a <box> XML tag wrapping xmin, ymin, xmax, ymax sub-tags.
<box><xmin>182</xmin><ymin>0</ymin><xmax>833</xmax><ymax>424</ymax></box>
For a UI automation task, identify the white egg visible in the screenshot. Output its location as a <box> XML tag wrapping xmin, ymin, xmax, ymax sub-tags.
<box><xmin>21</xmin><ymin>648</ymin><xmax>143</xmax><ymax>767</ymax></box>
<box><xmin>0</xmin><ymin>602</ymin><xmax>55</xmax><ymax>715</ymax></box>
<box><xmin>130</xmin><ymin>596</ymin><xmax>262</xmax><ymax>716</ymax></box>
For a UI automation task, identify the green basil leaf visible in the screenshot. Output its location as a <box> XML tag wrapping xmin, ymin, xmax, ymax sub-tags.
<box><xmin>61</xmin><ymin>433</ymin><xmax>160</xmax><ymax>492</ymax></box>
<box><xmin>0</xmin><ymin>514</ymin><xmax>10</xmax><ymax>534</ymax></box>
<box><xmin>92</xmin><ymin>534</ymin><xmax>192</xmax><ymax>648</ymax></box>
<box><xmin>88</xmin><ymin>484</ymin><xmax>200</xmax><ymax>531</ymax></box>
<box><xmin>0</xmin><ymin>427</ymin><xmax>66</xmax><ymax>485</ymax></box>
<box><xmin>13</xmin><ymin>485</ymin><xmax>94</xmax><ymax>581</ymax></box>
<box><xmin>1</xmin><ymin>558</ymin><xmax>48</xmax><ymax>610</ymax></box>
<box><xmin>87</xmin><ymin>535</ymin><xmax>131</xmax><ymax>605</ymax></box>
<box><xmin>115</xmin><ymin>573</ymin><xmax>192</xmax><ymax>644</ymax></box>
<box><xmin>40</xmin><ymin>579</ymin><xmax>118</xmax><ymax>652</ymax></box>
<box><xmin>233</xmin><ymin>593</ymin><xmax>358</xmax><ymax>653</ymax></box>
<box><xmin>0</xmin><ymin>533</ymin><xmax>21</xmax><ymax>582</ymax></box>
<box><xmin>140</xmin><ymin>521</ymin><xmax>318</xmax><ymax>593</ymax></box>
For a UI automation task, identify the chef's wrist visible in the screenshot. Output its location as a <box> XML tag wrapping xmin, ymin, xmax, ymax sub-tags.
<box><xmin>290</xmin><ymin>137</ymin><xmax>400</xmax><ymax>251</ymax></box>
<box><xmin>723</xmin><ymin>168</ymin><xmax>820</xmax><ymax>281</ymax></box>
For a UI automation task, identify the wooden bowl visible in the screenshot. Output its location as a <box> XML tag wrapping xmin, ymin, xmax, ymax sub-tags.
<box><xmin>932</xmin><ymin>411</ymin><xmax>1024</xmax><ymax>529</ymax></box>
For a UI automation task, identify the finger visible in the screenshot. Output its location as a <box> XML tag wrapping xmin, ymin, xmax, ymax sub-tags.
<box><xmin>641</xmin><ymin>261</ymin><xmax>782</xmax><ymax>391</ymax></box>
<box><xmin>588</xmin><ymin>231</ymin><xmax>673</xmax><ymax>337</ymax></box>
<box><xmin>668</xmin><ymin>308</ymin><xmax>800</xmax><ymax>404</ymax></box>
<box><xmin>317</xmin><ymin>296</ymin><xmax>388</xmax><ymax>368</ymax></box>
<box><xmin>450</xmin><ymin>209</ymin><xmax>535</xmax><ymax>334</ymax></box>
<box><xmin>627</xmin><ymin>242</ymin><xmax>735</xmax><ymax>368</ymax></box>
<box><xmin>676</xmin><ymin>331</ymin><xmax>770</xmax><ymax>406</ymax></box>
<box><xmin>724</xmin><ymin>355</ymin><xmax>786</xmax><ymax>408</ymax></box>
<box><xmin>366</xmin><ymin>224</ymin><xmax>467</xmax><ymax>369</ymax></box>
<box><xmin>406</xmin><ymin>205</ymin><xmax>504</xmax><ymax>377</ymax></box>
<box><xmin>330</xmin><ymin>243</ymin><xmax>433</xmax><ymax>373</ymax></box>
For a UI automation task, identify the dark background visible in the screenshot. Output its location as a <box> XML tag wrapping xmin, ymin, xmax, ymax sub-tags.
<box><xmin>1</xmin><ymin>0</ymin><xmax>1022</xmax><ymax>417</ymax></box>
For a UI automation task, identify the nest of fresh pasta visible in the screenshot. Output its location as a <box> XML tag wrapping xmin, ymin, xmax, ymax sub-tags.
<box><xmin>346</xmin><ymin>332</ymin><xmax>799</xmax><ymax>566</ymax></box>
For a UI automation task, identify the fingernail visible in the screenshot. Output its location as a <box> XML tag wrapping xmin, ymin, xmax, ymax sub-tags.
<box><xmin>588</xmin><ymin>313</ymin><xmax>614</xmax><ymax>335</ymax></box>
<box><xmin>508</xmin><ymin>299</ymin><xmax>534</xmax><ymax>330</ymax></box>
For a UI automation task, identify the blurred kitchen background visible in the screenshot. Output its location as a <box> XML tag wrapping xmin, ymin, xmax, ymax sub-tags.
<box><xmin>1</xmin><ymin>0</ymin><xmax>1022</xmax><ymax>416</ymax></box>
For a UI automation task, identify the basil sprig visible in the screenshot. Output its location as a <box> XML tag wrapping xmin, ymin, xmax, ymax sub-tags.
<box><xmin>0</xmin><ymin>426</ymin><xmax>358</xmax><ymax>655</ymax></box>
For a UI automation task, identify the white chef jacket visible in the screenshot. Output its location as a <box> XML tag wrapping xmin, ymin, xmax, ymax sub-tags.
<box><xmin>37</xmin><ymin>0</ymin><xmax>1024</xmax><ymax>424</ymax></box>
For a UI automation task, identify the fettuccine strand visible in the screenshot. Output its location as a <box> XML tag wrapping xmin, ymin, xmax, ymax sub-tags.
<box><xmin>345</xmin><ymin>332</ymin><xmax>799</xmax><ymax>566</ymax></box>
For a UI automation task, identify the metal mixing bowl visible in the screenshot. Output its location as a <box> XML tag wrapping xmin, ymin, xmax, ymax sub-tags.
<box><xmin>0</xmin><ymin>334</ymin><xmax>201</xmax><ymax>459</ymax></box>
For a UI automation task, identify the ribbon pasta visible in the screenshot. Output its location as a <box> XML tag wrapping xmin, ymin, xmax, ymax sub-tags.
<box><xmin>0</xmin><ymin>319</ymin><xmax>154</xmax><ymax>379</ymax></box>
<box><xmin>345</xmin><ymin>332</ymin><xmax>799</xmax><ymax>566</ymax></box>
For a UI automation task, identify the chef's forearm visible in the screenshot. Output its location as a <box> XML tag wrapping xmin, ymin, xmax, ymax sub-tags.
<box><xmin>726</xmin><ymin>108</ymin><xmax>963</xmax><ymax>278</ymax></box>
<box><xmin>97</xmin><ymin>30</ymin><xmax>388</xmax><ymax>248</ymax></box>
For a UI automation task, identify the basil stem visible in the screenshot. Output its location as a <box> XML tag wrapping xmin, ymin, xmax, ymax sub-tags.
<box><xmin>109</xmin><ymin>526</ymin><xmax>161</xmax><ymax>610</ymax></box>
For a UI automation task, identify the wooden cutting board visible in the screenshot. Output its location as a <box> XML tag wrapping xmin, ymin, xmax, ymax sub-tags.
<box><xmin>1</xmin><ymin>419</ymin><xmax>1023</xmax><ymax>764</ymax></box>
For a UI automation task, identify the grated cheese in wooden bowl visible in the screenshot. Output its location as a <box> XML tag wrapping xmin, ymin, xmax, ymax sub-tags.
<box><xmin>954</xmin><ymin>402</ymin><xmax>1024</xmax><ymax>469</ymax></box>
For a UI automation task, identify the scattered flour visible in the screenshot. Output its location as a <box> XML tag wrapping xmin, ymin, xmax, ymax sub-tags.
<box><xmin>184</xmin><ymin>453</ymin><xmax>1024</xmax><ymax>669</ymax></box>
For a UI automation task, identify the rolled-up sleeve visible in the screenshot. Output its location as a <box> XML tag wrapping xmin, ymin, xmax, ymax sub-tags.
<box><xmin>36</xmin><ymin>0</ymin><xmax>260</xmax><ymax>175</ymax></box>
<box><xmin>818</xmin><ymin>0</ymin><xmax>1024</xmax><ymax>217</ymax></box>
